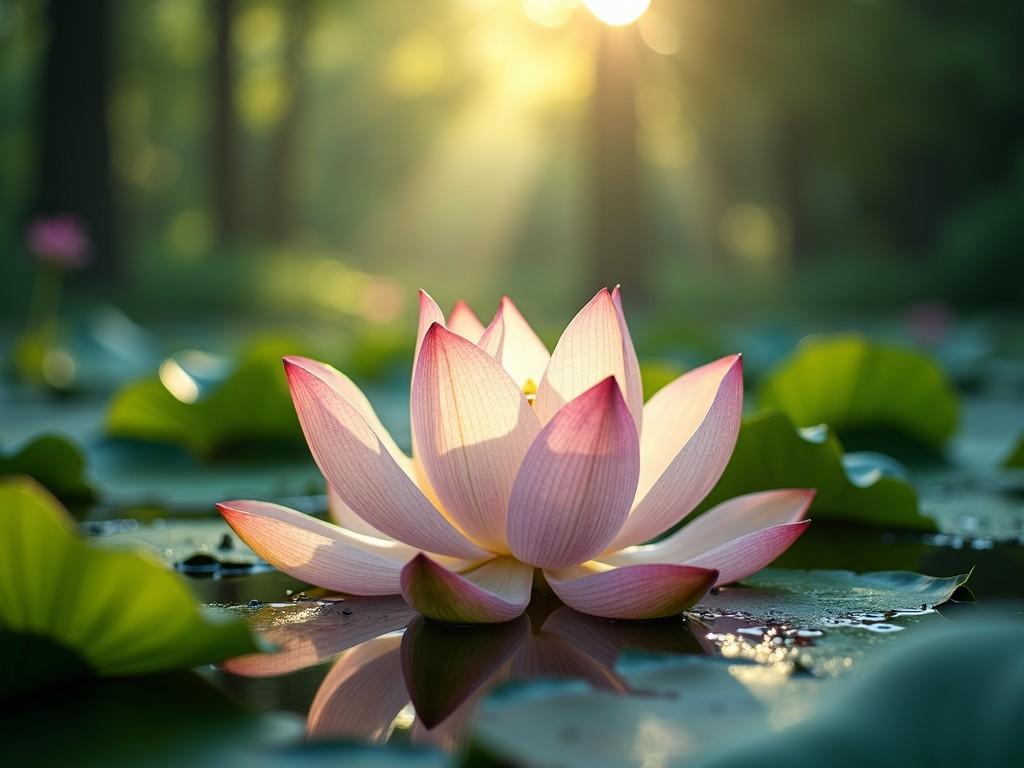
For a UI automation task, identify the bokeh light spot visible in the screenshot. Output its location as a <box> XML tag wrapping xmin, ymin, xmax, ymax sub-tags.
<box><xmin>233</xmin><ymin>5</ymin><xmax>283</xmax><ymax>57</ymax></box>
<box><xmin>384</xmin><ymin>34</ymin><xmax>447</xmax><ymax>98</ymax></box>
<box><xmin>42</xmin><ymin>349</ymin><xmax>76</xmax><ymax>389</ymax></box>
<box><xmin>718</xmin><ymin>204</ymin><xmax>788</xmax><ymax>264</ymax></box>
<box><xmin>166</xmin><ymin>210</ymin><xmax>212</xmax><ymax>261</ymax></box>
<box><xmin>638</xmin><ymin>11</ymin><xmax>679</xmax><ymax>55</ymax></box>
<box><xmin>521</xmin><ymin>0</ymin><xmax>577</xmax><ymax>28</ymax></box>
<box><xmin>583</xmin><ymin>0</ymin><xmax>650</xmax><ymax>26</ymax></box>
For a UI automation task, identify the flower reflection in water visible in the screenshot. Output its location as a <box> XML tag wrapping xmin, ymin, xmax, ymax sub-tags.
<box><xmin>219</xmin><ymin>593</ymin><xmax>706</xmax><ymax>751</ymax></box>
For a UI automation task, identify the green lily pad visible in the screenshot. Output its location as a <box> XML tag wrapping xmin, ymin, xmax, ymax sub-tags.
<box><xmin>691</xmin><ymin>617</ymin><xmax>1024</xmax><ymax>768</ymax></box>
<box><xmin>690</xmin><ymin>567</ymin><xmax>970</xmax><ymax>676</ymax></box>
<box><xmin>758</xmin><ymin>334</ymin><xmax>959</xmax><ymax>449</ymax></box>
<box><xmin>0</xmin><ymin>478</ymin><xmax>257</xmax><ymax>698</ymax></box>
<box><xmin>472</xmin><ymin>616</ymin><xmax>1020</xmax><ymax>768</ymax></box>
<box><xmin>696</xmin><ymin>410</ymin><xmax>932</xmax><ymax>530</ymax></box>
<box><xmin>4</xmin><ymin>663</ymin><xmax>451</xmax><ymax>766</ymax></box>
<box><xmin>0</xmin><ymin>433</ymin><xmax>95</xmax><ymax>504</ymax></box>
<box><xmin>697</xmin><ymin>568</ymin><xmax>969</xmax><ymax>625</ymax></box>
<box><xmin>105</xmin><ymin>337</ymin><xmax>314</xmax><ymax>460</ymax></box>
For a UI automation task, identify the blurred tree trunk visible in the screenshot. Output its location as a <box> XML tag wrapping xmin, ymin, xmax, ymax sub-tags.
<box><xmin>212</xmin><ymin>0</ymin><xmax>241</xmax><ymax>244</ymax></box>
<box><xmin>776</xmin><ymin>111</ymin><xmax>812</xmax><ymax>259</ymax></box>
<box><xmin>35</xmin><ymin>0</ymin><xmax>117</xmax><ymax>276</ymax></box>
<box><xmin>262</xmin><ymin>0</ymin><xmax>311</xmax><ymax>243</ymax></box>
<box><xmin>589</xmin><ymin>25</ymin><xmax>646</xmax><ymax>300</ymax></box>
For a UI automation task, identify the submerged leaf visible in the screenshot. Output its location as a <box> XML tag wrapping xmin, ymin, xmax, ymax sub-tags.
<box><xmin>696</xmin><ymin>411</ymin><xmax>932</xmax><ymax>530</ymax></box>
<box><xmin>0</xmin><ymin>478</ymin><xmax>256</xmax><ymax>698</ymax></box>
<box><xmin>759</xmin><ymin>334</ymin><xmax>959</xmax><ymax>449</ymax></box>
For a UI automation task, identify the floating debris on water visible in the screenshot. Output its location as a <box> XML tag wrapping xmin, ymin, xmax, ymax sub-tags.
<box><xmin>175</xmin><ymin>553</ymin><xmax>272</xmax><ymax>577</ymax></box>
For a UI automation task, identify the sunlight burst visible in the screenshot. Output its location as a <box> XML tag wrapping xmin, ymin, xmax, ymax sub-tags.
<box><xmin>583</xmin><ymin>0</ymin><xmax>650</xmax><ymax>26</ymax></box>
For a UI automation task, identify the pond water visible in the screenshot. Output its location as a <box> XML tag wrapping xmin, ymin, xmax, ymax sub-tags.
<box><xmin>3</xmin><ymin>329</ymin><xmax>1023</xmax><ymax>765</ymax></box>
<box><xmin>74</xmin><ymin>499</ymin><xmax>1009</xmax><ymax>763</ymax></box>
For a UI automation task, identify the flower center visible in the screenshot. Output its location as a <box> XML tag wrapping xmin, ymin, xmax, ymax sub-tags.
<box><xmin>522</xmin><ymin>377</ymin><xmax>537</xmax><ymax>405</ymax></box>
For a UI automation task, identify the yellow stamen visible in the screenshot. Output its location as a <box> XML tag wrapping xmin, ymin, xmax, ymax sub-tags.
<box><xmin>523</xmin><ymin>377</ymin><xmax>537</xmax><ymax>405</ymax></box>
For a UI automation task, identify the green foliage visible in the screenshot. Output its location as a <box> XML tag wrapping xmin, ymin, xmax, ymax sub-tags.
<box><xmin>696</xmin><ymin>411</ymin><xmax>931</xmax><ymax>530</ymax></box>
<box><xmin>0</xmin><ymin>434</ymin><xmax>95</xmax><ymax>504</ymax></box>
<box><xmin>1002</xmin><ymin>434</ymin><xmax>1024</xmax><ymax>468</ymax></box>
<box><xmin>759</xmin><ymin>334</ymin><xmax>959</xmax><ymax>449</ymax></box>
<box><xmin>638</xmin><ymin>358</ymin><xmax>686</xmax><ymax>401</ymax></box>
<box><xmin>0</xmin><ymin>478</ymin><xmax>256</xmax><ymax>698</ymax></box>
<box><xmin>105</xmin><ymin>337</ymin><xmax>313</xmax><ymax>459</ymax></box>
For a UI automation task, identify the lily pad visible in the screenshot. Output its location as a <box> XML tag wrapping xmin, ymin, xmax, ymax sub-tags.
<box><xmin>758</xmin><ymin>334</ymin><xmax>959</xmax><ymax>449</ymax></box>
<box><xmin>697</xmin><ymin>568</ymin><xmax>969</xmax><ymax>625</ymax></box>
<box><xmin>470</xmin><ymin>655</ymin><xmax>776</xmax><ymax>768</ymax></box>
<box><xmin>471</xmin><ymin>616</ymin><xmax>1019</xmax><ymax>768</ymax></box>
<box><xmin>692</xmin><ymin>617</ymin><xmax>1024</xmax><ymax>768</ymax></box>
<box><xmin>4</xmin><ymin>654</ymin><xmax>449</xmax><ymax>766</ymax></box>
<box><xmin>696</xmin><ymin>411</ymin><xmax>932</xmax><ymax>530</ymax></box>
<box><xmin>0</xmin><ymin>433</ymin><xmax>95</xmax><ymax>504</ymax></box>
<box><xmin>0</xmin><ymin>478</ymin><xmax>256</xmax><ymax>698</ymax></box>
<box><xmin>105</xmin><ymin>337</ymin><xmax>314</xmax><ymax>460</ymax></box>
<box><xmin>690</xmin><ymin>568</ymin><xmax>970</xmax><ymax>677</ymax></box>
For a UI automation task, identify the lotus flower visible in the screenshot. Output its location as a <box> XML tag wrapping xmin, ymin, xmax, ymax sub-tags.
<box><xmin>26</xmin><ymin>215</ymin><xmax>91</xmax><ymax>269</ymax></box>
<box><xmin>219</xmin><ymin>288</ymin><xmax>812</xmax><ymax>623</ymax></box>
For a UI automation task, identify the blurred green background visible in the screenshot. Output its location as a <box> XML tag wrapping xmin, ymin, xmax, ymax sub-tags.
<box><xmin>3</xmin><ymin>0</ymin><xmax>1023</xmax><ymax>332</ymax></box>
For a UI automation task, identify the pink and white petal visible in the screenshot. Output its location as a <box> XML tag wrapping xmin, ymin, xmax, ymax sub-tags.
<box><xmin>447</xmin><ymin>300</ymin><xmax>486</xmax><ymax>342</ymax></box>
<box><xmin>307</xmin><ymin>636</ymin><xmax>409</xmax><ymax>742</ymax></box>
<box><xmin>533</xmin><ymin>288</ymin><xmax>643</xmax><ymax>430</ymax></box>
<box><xmin>610</xmin><ymin>285</ymin><xmax>641</xmax><ymax>430</ymax></box>
<box><xmin>416</xmin><ymin>290</ymin><xmax>447</xmax><ymax>367</ymax></box>
<box><xmin>606</xmin><ymin>489</ymin><xmax>814</xmax><ymax>567</ymax></box>
<box><xmin>607</xmin><ymin>355</ymin><xmax>743</xmax><ymax>551</ymax></box>
<box><xmin>507</xmin><ymin>377</ymin><xmax>640</xmax><ymax>569</ymax></box>
<box><xmin>412</xmin><ymin>324</ymin><xmax>540</xmax><ymax>551</ymax></box>
<box><xmin>400</xmin><ymin>555</ymin><xmax>533</xmax><ymax>624</ymax></box>
<box><xmin>544</xmin><ymin>562</ymin><xmax>717</xmax><ymax>620</ymax></box>
<box><xmin>412</xmin><ymin>291</ymin><xmax>448</xmax><ymax>509</ymax></box>
<box><xmin>217</xmin><ymin>500</ymin><xmax>412</xmax><ymax>595</ymax></box>
<box><xmin>327</xmin><ymin>483</ymin><xmax>390</xmax><ymax>539</ymax></box>
<box><xmin>478</xmin><ymin>296</ymin><xmax>551</xmax><ymax>389</ymax></box>
<box><xmin>285</xmin><ymin>358</ymin><xmax>488</xmax><ymax>559</ymax></box>
<box><xmin>685</xmin><ymin>521</ymin><xmax>810</xmax><ymax>586</ymax></box>
<box><xmin>286</xmin><ymin>356</ymin><xmax>411</xmax><ymax>474</ymax></box>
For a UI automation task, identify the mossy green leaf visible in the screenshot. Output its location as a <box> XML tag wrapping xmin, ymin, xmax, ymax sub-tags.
<box><xmin>105</xmin><ymin>337</ymin><xmax>313</xmax><ymax>459</ymax></box>
<box><xmin>759</xmin><ymin>334</ymin><xmax>959</xmax><ymax>449</ymax></box>
<box><xmin>0</xmin><ymin>478</ymin><xmax>256</xmax><ymax>698</ymax></box>
<box><xmin>696</xmin><ymin>411</ymin><xmax>933</xmax><ymax>530</ymax></box>
<box><xmin>0</xmin><ymin>433</ymin><xmax>95</xmax><ymax>504</ymax></box>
